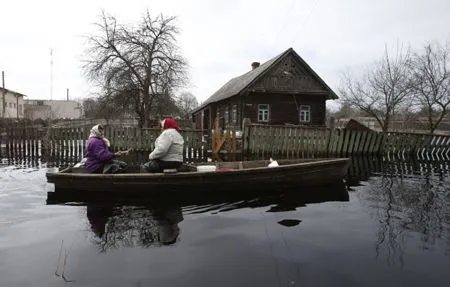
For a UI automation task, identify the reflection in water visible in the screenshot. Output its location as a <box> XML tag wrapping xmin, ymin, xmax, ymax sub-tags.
<box><xmin>349</xmin><ymin>156</ymin><xmax>450</xmax><ymax>267</ymax></box>
<box><xmin>277</xmin><ymin>219</ymin><xmax>302</xmax><ymax>227</ymax></box>
<box><xmin>86</xmin><ymin>205</ymin><xmax>183</xmax><ymax>251</ymax></box>
<box><xmin>48</xmin><ymin>182</ymin><xmax>350</xmax><ymax>253</ymax></box>
<box><xmin>46</xmin><ymin>156</ymin><xmax>450</xmax><ymax>262</ymax></box>
<box><xmin>2</xmin><ymin>155</ymin><xmax>450</xmax><ymax>286</ymax></box>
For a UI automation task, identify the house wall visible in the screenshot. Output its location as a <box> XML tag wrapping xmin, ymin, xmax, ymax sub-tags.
<box><xmin>0</xmin><ymin>90</ymin><xmax>25</xmax><ymax>119</ymax></box>
<box><xmin>196</xmin><ymin>92</ymin><xmax>326</xmax><ymax>130</ymax></box>
<box><xmin>211</xmin><ymin>98</ymin><xmax>242</xmax><ymax>130</ymax></box>
<box><xmin>24</xmin><ymin>105</ymin><xmax>52</xmax><ymax>120</ymax></box>
<box><xmin>206</xmin><ymin>93</ymin><xmax>325</xmax><ymax>129</ymax></box>
<box><xmin>193</xmin><ymin>112</ymin><xmax>202</xmax><ymax>129</ymax></box>
<box><xmin>24</xmin><ymin>99</ymin><xmax>82</xmax><ymax>119</ymax></box>
<box><xmin>243</xmin><ymin>93</ymin><xmax>325</xmax><ymax>126</ymax></box>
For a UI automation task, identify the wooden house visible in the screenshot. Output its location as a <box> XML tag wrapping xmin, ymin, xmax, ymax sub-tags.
<box><xmin>192</xmin><ymin>48</ymin><xmax>338</xmax><ymax>131</ymax></box>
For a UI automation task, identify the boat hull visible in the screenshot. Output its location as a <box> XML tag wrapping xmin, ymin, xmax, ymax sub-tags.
<box><xmin>46</xmin><ymin>158</ymin><xmax>351</xmax><ymax>194</ymax></box>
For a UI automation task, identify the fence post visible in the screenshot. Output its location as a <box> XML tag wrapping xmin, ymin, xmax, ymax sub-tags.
<box><xmin>241</xmin><ymin>118</ymin><xmax>251</xmax><ymax>158</ymax></box>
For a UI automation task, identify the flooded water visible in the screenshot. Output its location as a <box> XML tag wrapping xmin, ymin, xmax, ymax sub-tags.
<box><xmin>0</xmin><ymin>158</ymin><xmax>449</xmax><ymax>287</ymax></box>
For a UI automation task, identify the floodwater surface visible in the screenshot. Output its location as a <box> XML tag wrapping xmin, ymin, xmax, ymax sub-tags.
<box><xmin>0</xmin><ymin>158</ymin><xmax>449</xmax><ymax>287</ymax></box>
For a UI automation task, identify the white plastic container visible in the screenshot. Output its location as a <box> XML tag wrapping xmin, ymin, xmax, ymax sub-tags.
<box><xmin>196</xmin><ymin>165</ymin><xmax>217</xmax><ymax>172</ymax></box>
<box><xmin>267</xmin><ymin>158</ymin><xmax>279</xmax><ymax>167</ymax></box>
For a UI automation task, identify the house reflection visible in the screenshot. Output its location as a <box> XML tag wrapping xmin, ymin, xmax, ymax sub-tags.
<box><xmin>86</xmin><ymin>205</ymin><xmax>183</xmax><ymax>251</ymax></box>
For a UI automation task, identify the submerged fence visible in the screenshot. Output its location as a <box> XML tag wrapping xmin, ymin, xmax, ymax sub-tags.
<box><xmin>243</xmin><ymin>124</ymin><xmax>450</xmax><ymax>160</ymax></box>
<box><xmin>2</xmin><ymin>124</ymin><xmax>450</xmax><ymax>165</ymax></box>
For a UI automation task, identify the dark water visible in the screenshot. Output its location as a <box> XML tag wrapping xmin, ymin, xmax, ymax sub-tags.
<box><xmin>1</xmin><ymin>158</ymin><xmax>450</xmax><ymax>287</ymax></box>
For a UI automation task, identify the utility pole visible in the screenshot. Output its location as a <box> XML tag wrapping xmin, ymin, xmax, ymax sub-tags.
<box><xmin>50</xmin><ymin>48</ymin><xmax>54</xmax><ymax>120</ymax></box>
<box><xmin>1</xmin><ymin>71</ymin><xmax>6</xmax><ymax>118</ymax></box>
<box><xmin>50</xmin><ymin>49</ymin><xmax>53</xmax><ymax>101</ymax></box>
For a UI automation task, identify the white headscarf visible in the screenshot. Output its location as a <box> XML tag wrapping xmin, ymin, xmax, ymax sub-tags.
<box><xmin>89</xmin><ymin>124</ymin><xmax>111</xmax><ymax>147</ymax></box>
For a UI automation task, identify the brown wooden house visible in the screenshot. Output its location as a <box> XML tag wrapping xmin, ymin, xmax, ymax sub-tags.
<box><xmin>192</xmin><ymin>47</ymin><xmax>338</xmax><ymax>130</ymax></box>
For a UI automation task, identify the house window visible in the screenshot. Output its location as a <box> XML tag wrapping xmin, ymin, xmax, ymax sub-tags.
<box><xmin>258</xmin><ymin>104</ymin><xmax>269</xmax><ymax>122</ymax></box>
<box><xmin>37</xmin><ymin>100</ymin><xmax>44</xmax><ymax>106</ymax></box>
<box><xmin>224</xmin><ymin>107</ymin><xmax>229</xmax><ymax>124</ymax></box>
<box><xmin>299</xmin><ymin>105</ymin><xmax>311</xmax><ymax>123</ymax></box>
<box><xmin>215</xmin><ymin>110</ymin><xmax>220</xmax><ymax>127</ymax></box>
<box><xmin>232</xmin><ymin>105</ymin><xmax>237</xmax><ymax>124</ymax></box>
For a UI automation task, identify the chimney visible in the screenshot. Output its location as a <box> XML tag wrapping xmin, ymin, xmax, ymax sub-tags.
<box><xmin>251</xmin><ymin>62</ymin><xmax>260</xmax><ymax>70</ymax></box>
<box><xmin>66</xmin><ymin>88</ymin><xmax>69</xmax><ymax>101</ymax></box>
<box><xmin>2</xmin><ymin>71</ymin><xmax>4</xmax><ymax>88</ymax></box>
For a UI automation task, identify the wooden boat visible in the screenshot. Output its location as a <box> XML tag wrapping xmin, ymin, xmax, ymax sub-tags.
<box><xmin>46</xmin><ymin>158</ymin><xmax>351</xmax><ymax>194</ymax></box>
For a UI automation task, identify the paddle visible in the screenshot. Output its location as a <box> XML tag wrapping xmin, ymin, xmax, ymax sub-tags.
<box><xmin>115</xmin><ymin>148</ymin><xmax>133</xmax><ymax>156</ymax></box>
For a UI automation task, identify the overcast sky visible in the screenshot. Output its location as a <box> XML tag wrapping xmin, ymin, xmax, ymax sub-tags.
<box><xmin>1</xmin><ymin>0</ymin><xmax>449</xmax><ymax>110</ymax></box>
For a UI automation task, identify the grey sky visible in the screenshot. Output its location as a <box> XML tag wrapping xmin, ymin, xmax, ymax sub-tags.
<box><xmin>1</xmin><ymin>0</ymin><xmax>449</xmax><ymax>110</ymax></box>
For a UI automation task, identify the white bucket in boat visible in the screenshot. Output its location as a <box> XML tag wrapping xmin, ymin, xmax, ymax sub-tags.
<box><xmin>196</xmin><ymin>165</ymin><xmax>217</xmax><ymax>172</ymax></box>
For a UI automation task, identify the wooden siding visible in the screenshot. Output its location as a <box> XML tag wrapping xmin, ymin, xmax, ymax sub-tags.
<box><xmin>210</xmin><ymin>99</ymin><xmax>242</xmax><ymax>130</ymax></box>
<box><xmin>243</xmin><ymin>92</ymin><xmax>326</xmax><ymax>126</ymax></box>
<box><xmin>193</xmin><ymin>112</ymin><xmax>202</xmax><ymax>129</ymax></box>
<box><xmin>249</xmin><ymin>53</ymin><xmax>328</xmax><ymax>93</ymax></box>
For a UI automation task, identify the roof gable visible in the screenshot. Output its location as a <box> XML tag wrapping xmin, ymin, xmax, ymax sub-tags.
<box><xmin>193</xmin><ymin>48</ymin><xmax>337</xmax><ymax>113</ymax></box>
<box><xmin>0</xmin><ymin>87</ymin><xmax>26</xmax><ymax>97</ymax></box>
<box><xmin>249</xmin><ymin>52</ymin><xmax>328</xmax><ymax>92</ymax></box>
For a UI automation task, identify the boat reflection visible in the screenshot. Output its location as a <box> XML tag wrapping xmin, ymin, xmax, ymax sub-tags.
<box><xmin>86</xmin><ymin>205</ymin><xmax>183</xmax><ymax>251</ymax></box>
<box><xmin>47</xmin><ymin>181</ymin><xmax>349</xmax><ymax>252</ymax></box>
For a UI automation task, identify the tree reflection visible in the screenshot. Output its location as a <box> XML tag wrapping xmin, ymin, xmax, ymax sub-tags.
<box><xmin>86</xmin><ymin>205</ymin><xmax>183</xmax><ymax>252</ymax></box>
<box><xmin>372</xmin><ymin>175</ymin><xmax>406</xmax><ymax>267</ymax></box>
<box><xmin>357</xmin><ymin>158</ymin><xmax>450</xmax><ymax>266</ymax></box>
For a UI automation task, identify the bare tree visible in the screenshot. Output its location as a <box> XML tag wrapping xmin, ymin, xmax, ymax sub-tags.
<box><xmin>83</xmin><ymin>10</ymin><xmax>188</xmax><ymax>128</ymax></box>
<box><xmin>410</xmin><ymin>41</ymin><xmax>450</xmax><ymax>134</ymax></box>
<box><xmin>83</xmin><ymin>96</ymin><xmax>126</xmax><ymax>124</ymax></box>
<box><xmin>340</xmin><ymin>45</ymin><xmax>413</xmax><ymax>132</ymax></box>
<box><xmin>151</xmin><ymin>93</ymin><xmax>181</xmax><ymax>119</ymax></box>
<box><xmin>176</xmin><ymin>92</ymin><xmax>199</xmax><ymax>119</ymax></box>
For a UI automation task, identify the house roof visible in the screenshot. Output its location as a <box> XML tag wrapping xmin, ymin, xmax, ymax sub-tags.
<box><xmin>193</xmin><ymin>47</ymin><xmax>338</xmax><ymax>114</ymax></box>
<box><xmin>0</xmin><ymin>87</ymin><xmax>27</xmax><ymax>98</ymax></box>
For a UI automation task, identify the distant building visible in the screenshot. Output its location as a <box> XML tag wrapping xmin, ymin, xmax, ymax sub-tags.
<box><xmin>0</xmin><ymin>87</ymin><xmax>25</xmax><ymax>119</ymax></box>
<box><xmin>24</xmin><ymin>99</ymin><xmax>82</xmax><ymax>120</ymax></box>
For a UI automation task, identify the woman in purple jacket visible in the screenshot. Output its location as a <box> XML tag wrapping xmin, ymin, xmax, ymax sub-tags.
<box><xmin>84</xmin><ymin>124</ymin><xmax>127</xmax><ymax>173</ymax></box>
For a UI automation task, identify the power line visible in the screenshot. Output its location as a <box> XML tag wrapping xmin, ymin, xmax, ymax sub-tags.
<box><xmin>291</xmin><ymin>0</ymin><xmax>320</xmax><ymax>47</ymax></box>
<box><xmin>273</xmin><ymin>0</ymin><xmax>296</xmax><ymax>47</ymax></box>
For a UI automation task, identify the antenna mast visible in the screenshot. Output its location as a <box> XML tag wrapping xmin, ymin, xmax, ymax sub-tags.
<box><xmin>50</xmin><ymin>48</ymin><xmax>53</xmax><ymax>101</ymax></box>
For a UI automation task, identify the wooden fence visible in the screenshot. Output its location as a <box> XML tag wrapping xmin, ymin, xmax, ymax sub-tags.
<box><xmin>2</xmin><ymin>124</ymin><xmax>450</xmax><ymax>165</ymax></box>
<box><xmin>244</xmin><ymin>124</ymin><xmax>450</xmax><ymax>160</ymax></box>
<box><xmin>346</xmin><ymin>155</ymin><xmax>450</xmax><ymax>186</ymax></box>
<box><xmin>0</xmin><ymin>126</ymin><xmax>206</xmax><ymax>165</ymax></box>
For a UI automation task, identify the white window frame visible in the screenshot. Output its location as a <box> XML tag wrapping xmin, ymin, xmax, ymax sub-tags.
<box><xmin>299</xmin><ymin>105</ymin><xmax>311</xmax><ymax>123</ymax></box>
<box><xmin>258</xmin><ymin>104</ymin><xmax>270</xmax><ymax>122</ymax></box>
<box><xmin>224</xmin><ymin>107</ymin><xmax>229</xmax><ymax>124</ymax></box>
<box><xmin>232</xmin><ymin>105</ymin><xmax>237</xmax><ymax>124</ymax></box>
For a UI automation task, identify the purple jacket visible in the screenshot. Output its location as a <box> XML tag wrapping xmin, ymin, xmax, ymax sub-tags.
<box><xmin>84</xmin><ymin>137</ymin><xmax>115</xmax><ymax>173</ymax></box>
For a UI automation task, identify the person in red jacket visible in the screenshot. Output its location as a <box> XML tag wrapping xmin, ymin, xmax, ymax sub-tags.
<box><xmin>142</xmin><ymin>117</ymin><xmax>184</xmax><ymax>173</ymax></box>
<box><xmin>84</xmin><ymin>124</ymin><xmax>128</xmax><ymax>173</ymax></box>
